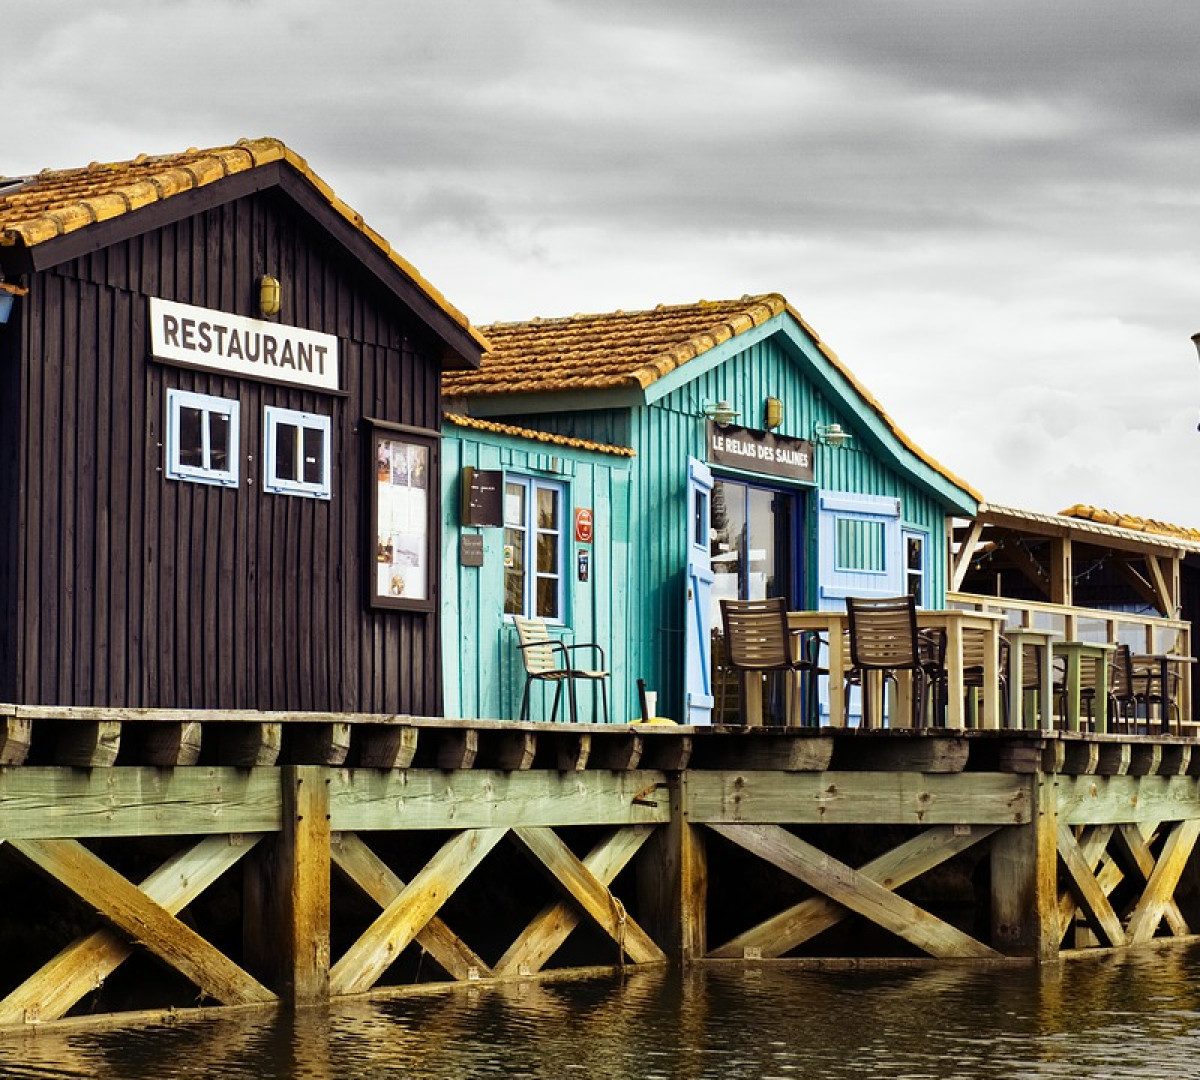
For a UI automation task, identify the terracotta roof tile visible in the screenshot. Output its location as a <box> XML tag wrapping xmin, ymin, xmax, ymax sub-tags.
<box><xmin>444</xmin><ymin>412</ymin><xmax>635</xmax><ymax>457</ymax></box>
<box><xmin>0</xmin><ymin>137</ymin><xmax>488</xmax><ymax>354</ymax></box>
<box><xmin>445</xmin><ymin>294</ymin><xmax>980</xmax><ymax>502</ymax></box>
<box><xmin>1060</xmin><ymin>504</ymin><xmax>1200</xmax><ymax>544</ymax></box>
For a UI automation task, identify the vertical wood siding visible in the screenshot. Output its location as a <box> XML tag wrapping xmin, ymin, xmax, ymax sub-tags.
<box><xmin>494</xmin><ymin>333</ymin><xmax>956</xmax><ymax>721</ymax></box>
<box><xmin>440</xmin><ymin>428</ymin><xmax>632</xmax><ymax>722</ymax></box>
<box><xmin>9</xmin><ymin>188</ymin><xmax>444</xmax><ymax>711</ymax></box>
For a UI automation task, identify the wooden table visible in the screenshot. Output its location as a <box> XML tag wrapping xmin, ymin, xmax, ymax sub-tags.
<box><xmin>1132</xmin><ymin>653</ymin><xmax>1196</xmax><ymax>734</ymax></box>
<box><xmin>784</xmin><ymin>609</ymin><xmax>1004</xmax><ymax>729</ymax></box>
<box><xmin>1004</xmin><ymin>628</ymin><xmax>1059</xmax><ymax>730</ymax></box>
<box><xmin>1055</xmin><ymin>641</ymin><xmax>1115</xmax><ymax>733</ymax></box>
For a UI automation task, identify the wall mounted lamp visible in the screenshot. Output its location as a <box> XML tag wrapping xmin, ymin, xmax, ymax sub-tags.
<box><xmin>764</xmin><ymin>396</ymin><xmax>784</xmax><ymax>430</ymax></box>
<box><xmin>0</xmin><ymin>282</ymin><xmax>28</xmax><ymax>326</ymax></box>
<box><xmin>702</xmin><ymin>399</ymin><xmax>740</xmax><ymax>425</ymax></box>
<box><xmin>259</xmin><ymin>275</ymin><xmax>282</xmax><ymax>318</ymax></box>
<box><xmin>813</xmin><ymin>422</ymin><xmax>853</xmax><ymax>448</ymax></box>
<box><xmin>1192</xmin><ymin>332</ymin><xmax>1200</xmax><ymax>431</ymax></box>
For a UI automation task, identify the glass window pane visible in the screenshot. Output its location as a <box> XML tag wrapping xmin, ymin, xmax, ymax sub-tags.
<box><xmin>537</xmin><ymin>486</ymin><xmax>559</xmax><ymax>530</ymax></box>
<box><xmin>275</xmin><ymin>423</ymin><xmax>298</xmax><ymax>481</ymax></box>
<box><xmin>537</xmin><ymin>533</ymin><xmax>559</xmax><ymax>574</ymax></box>
<box><xmin>907</xmin><ymin>535</ymin><xmax>924</xmax><ymax>571</ymax></box>
<box><xmin>536</xmin><ymin>576</ymin><xmax>559</xmax><ymax>619</ymax></box>
<box><xmin>746</xmin><ymin>487</ymin><xmax>777</xmax><ymax>601</ymax></box>
<box><xmin>302</xmin><ymin>426</ymin><xmax>324</xmax><ymax>485</ymax></box>
<box><xmin>907</xmin><ymin>571</ymin><xmax>922</xmax><ymax>600</ymax></box>
<box><xmin>504</xmin><ymin>527</ymin><xmax>526</xmax><ymax>615</ymax></box>
<box><xmin>178</xmin><ymin>406</ymin><xmax>204</xmax><ymax>468</ymax></box>
<box><xmin>710</xmin><ymin>480</ymin><xmax>746</xmax><ymax>634</ymax></box>
<box><xmin>209</xmin><ymin>411</ymin><xmax>230</xmax><ymax>473</ymax></box>
<box><xmin>505</xmin><ymin>483</ymin><xmax>526</xmax><ymax>527</ymax></box>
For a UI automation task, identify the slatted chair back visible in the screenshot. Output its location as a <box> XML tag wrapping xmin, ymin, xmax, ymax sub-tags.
<box><xmin>720</xmin><ymin>598</ymin><xmax>792</xmax><ymax>671</ymax></box>
<box><xmin>846</xmin><ymin>595</ymin><xmax>920</xmax><ymax>670</ymax></box>
<box><xmin>1109</xmin><ymin>644</ymin><xmax>1134</xmax><ymax>698</ymax></box>
<box><xmin>514</xmin><ymin>616</ymin><xmax>559</xmax><ymax>675</ymax></box>
<box><xmin>1020</xmin><ymin>642</ymin><xmax>1042</xmax><ymax>689</ymax></box>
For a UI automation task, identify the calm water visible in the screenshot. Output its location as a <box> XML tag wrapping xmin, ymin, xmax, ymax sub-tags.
<box><xmin>4</xmin><ymin>950</ymin><xmax>1200</xmax><ymax>1079</ymax></box>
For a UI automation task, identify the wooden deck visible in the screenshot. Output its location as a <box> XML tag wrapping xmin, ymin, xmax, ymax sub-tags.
<box><xmin>3</xmin><ymin>707</ymin><xmax>1200</xmax><ymax>1030</ymax></box>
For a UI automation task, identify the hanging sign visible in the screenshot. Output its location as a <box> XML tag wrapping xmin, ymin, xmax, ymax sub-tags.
<box><xmin>574</xmin><ymin>507</ymin><xmax>594</xmax><ymax>544</ymax></box>
<box><xmin>149</xmin><ymin>297</ymin><xmax>340</xmax><ymax>391</ymax></box>
<box><xmin>706</xmin><ymin>421</ymin><xmax>814</xmax><ymax>483</ymax></box>
<box><xmin>461</xmin><ymin>467</ymin><xmax>504</xmax><ymax>527</ymax></box>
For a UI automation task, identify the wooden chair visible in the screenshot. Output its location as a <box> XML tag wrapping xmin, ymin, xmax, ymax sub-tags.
<box><xmin>1053</xmin><ymin>644</ymin><xmax>1135</xmax><ymax>732</ymax></box>
<box><xmin>719</xmin><ymin>598</ymin><xmax>819</xmax><ymax>726</ymax></box>
<box><xmin>1132</xmin><ymin>653</ymin><xmax>1181</xmax><ymax>734</ymax></box>
<box><xmin>962</xmin><ymin>633</ymin><xmax>1010</xmax><ymax>728</ymax></box>
<box><xmin>845</xmin><ymin>595</ymin><xmax>944</xmax><ymax>728</ymax></box>
<box><xmin>513</xmin><ymin>616</ymin><xmax>609</xmax><ymax>724</ymax></box>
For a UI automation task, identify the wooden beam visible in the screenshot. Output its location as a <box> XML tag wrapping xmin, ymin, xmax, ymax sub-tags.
<box><xmin>331</xmin><ymin>832</ymin><xmax>491</xmax><ymax>981</ymax></box>
<box><xmin>0</xmin><ymin>715</ymin><xmax>31</xmax><ymax>765</ymax></box>
<box><xmin>1001</xmin><ymin>538</ymin><xmax>1051</xmax><ymax>601</ymax></box>
<box><xmin>1145</xmin><ymin>556</ymin><xmax>1174</xmax><ymax>618</ymax></box>
<box><xmin>329</xmin><ymin>770</ymin><xmax>670</xmax><ymax>831</ymax></box>
<box><xmin>588</xmin><ymin>733</ymin><xmax>643</xmax><ymax>771</ymax></box>
<box><xmin>1113</xmin><ymin>559</ymin><xmax>1161</xmax><ymax>613</ymax></box>
<box><xmin>510</xmin><ymin>826</ymin><xmax>666</xmax><ymax>965</ymax></box>
<box><xmin>1057</xmin><ymin>775</ymin><xmax>1200</xmax><ymax>826</ymax></box>
<box><xmin>329</xmin><ymin>828</ymin><xmax>506</xmax><ymax>996</ymax></box>
<box><xmin>1056</xmin><ymin>823</ymin><xmax>1126</xmax><ymax>947</ymax></box>
<box><xmin>281</xmin><ymin>723</ymin><xmax>352</xmax><ymax>767</ymax></box>
<box><xmin>0</xmin><ymin>767</ymin><xmax>281</xmax><ymax>838</ymax></box>
<box><xmin>711</xmin><ymin>825</ymin><xmax>997</xmax><ymax>959</ymax></box>
<box><xmin>207</xmin><ymin>723</ymin><xmax>282</xmax><ymax>767</ymax></box>
<box><xmin>708</xmin><ymin>822</ymin><xmax>999</xmax><ymax>959</ymax></box>
<box><xmin>689</xmin><ymin>734</ymin><xmax>834</xmax><ymax>772</ymax></box>
<box><xmin>277</xmin><ymin>766</ymin><xmax>331</xmax><ymax>1005</ymax></box>
<box><xmin>38</xmin><ymin>720</ymin><xmax>122</xmax><ymax>767</ymax></box>
<box><xmin>495</xmin><ymin>826</ymin><xmax>654</xmax><ymax>976</ymax></box>
<box><xmin>1126</xmin><ymin>819</ymin><xmax>1200</xmax><ymax>945</ymax></box>
<box><xmin>1049</xmin><ymin>538</ymin><xmax>1072</xmax><ymax>607</ymax></box>
<box><xmin>989</xmin><ymin>776</ymin><xmax>1060</xmax><ymax>960</ymax></box>
<box><xmin>1112</xmin><ymin>823</ymin><xmax>1189</xmax><ymax>936</ymax></box>
<box><xmin>9</xmin><ymin>839</ymin><xmax>275</xmax><ymax>1006</ymax></box>
<box><xmin>351</xmin><ymin>725</ymin><xmax>418</xmax><ymax>769</ymax></box>
<box><xmin>476</xmin><ymin>731</ymin><xmax>537</xmax><ymax>771</ymax></box>
<box><xmin>121</xmin><ymin>721</ymin><xmax>203</xmax><ymax>766</ymax></box>
<box><xmin>0</xmin><ymin>834</ymin><xmax>260</xmax><ymax>1025</ymax></box>
<box><xmin>951</xmin><ymin>519</ymin><xmax>985</xmax><ymax>592</ymax></box>
<box><xmin>637</xmin><ymin>779</ymin><xmax>706</xmax><ymax>964</ymax></box>
<box><xmin>685</xmin><ymin>771</ymin><xmax>1033</xmax><ymax>826</ymax></box>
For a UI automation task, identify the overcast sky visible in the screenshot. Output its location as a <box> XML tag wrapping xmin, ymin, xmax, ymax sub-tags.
<box><xmin>6</xmin><ymin>1</ymin><xmax>1200</xmax><ymax>523</ymax></box>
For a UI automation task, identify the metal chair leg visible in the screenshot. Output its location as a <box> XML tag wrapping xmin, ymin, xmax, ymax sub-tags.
<box><xmin>549</xmin><ymin>680</ymin><xmax>563</xmax><ymax>722</ymax></box>
<box><xmin>600</xmin><ymin>679</ymin><xmax>609</xmax><ymax>725</ymax></box>
<box><xmin>566</xmin><ymin>677</ymin><xmax>579</xmax><ymax>724</ymax></box>
<box><xmin>520</xmin><ymin>678</ymin><xmax>532</xmax><ymax>723</ymax></box>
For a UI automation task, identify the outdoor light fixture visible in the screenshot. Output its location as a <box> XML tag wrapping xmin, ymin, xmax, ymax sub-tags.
<box><xmin>0</xmin><ymin>282</ymin><xmax>28</xmax><ymax>326</ymax></box>
<box><xmin>1192</xmin><ymin>332</ymin><xmax>1200</xmax><ymax>431</ymax></box>
<box><xmin>258</xmin><ymin>275</ymin><xmax>282</xmax><ymax>318</ymax></box>
<box><xmin>764</xmin><ymin>396</ymin><xmax>784</xmax><ymax>430</ymax></box>
<box><xmin>703</xmin><ymin>399</ymin><xmax>740</xmax><ymax>425</ymax></box>
<box><xmin>814</xmin><ymin>422</ymin><xmax>853</xmax><ymax>448</ymax></box>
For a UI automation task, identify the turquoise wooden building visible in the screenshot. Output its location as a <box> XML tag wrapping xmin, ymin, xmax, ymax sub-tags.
<box><xmin>443</xmin><ymin>294</ymin><xmax>980</xmax><ymax>724</ymax></box>
<box><xmin>441</xmin><ymin>413</ymin><xmax>634</xmax><ymax>723</ymax></box>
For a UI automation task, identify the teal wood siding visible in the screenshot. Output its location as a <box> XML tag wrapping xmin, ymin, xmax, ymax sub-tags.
<box><xmin>441</xmin><ymin>428</ymin><xmax>632</xmax><ymax>722</ymax></box>
<box><xmin>492</xmin><ymin>330</ymin><xmax>957</xmax><ymax>722</ymax></box>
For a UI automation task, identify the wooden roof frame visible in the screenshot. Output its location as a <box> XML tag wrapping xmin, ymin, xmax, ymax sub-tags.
<box><xmin>0</xmin><ymin>160</ymin><xmax>484</xmax><ymax>371</ymax></box>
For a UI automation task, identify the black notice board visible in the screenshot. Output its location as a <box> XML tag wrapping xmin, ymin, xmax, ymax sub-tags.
<box><xmin>461</xmin><ymin>467</ymin><xmax>504</xmax><ymax>527</ymax></box>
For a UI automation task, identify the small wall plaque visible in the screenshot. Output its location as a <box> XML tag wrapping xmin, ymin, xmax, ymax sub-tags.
<box><xmin>461</xmin><ymin>467</ymin><xmax>503</xmax><ymax>527</ymax></box>
<box><xmin>460</xmin><ymin>534</ymin><xmax>485</xmax><ymax>567</ymax></box>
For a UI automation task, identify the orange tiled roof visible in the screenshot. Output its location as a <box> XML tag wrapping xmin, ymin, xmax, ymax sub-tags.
<box><xmin>1060</xmin><ymin>504</ymin><xmax>1200</xmax><ymax>544</ymax></box>
<box><xmin>446</xmin><ymin>294</ymin><xmax>980</xmax><ymax>502</ymax></box>
<box><xmin>0</xmin><ymin>138</ymin><xmax>488</xmax><ymax>353</ymax></box>
<box><xmin>444</xmin><ymin>412</ymin><xmax>635</xmax><ymax>457</ymax></box>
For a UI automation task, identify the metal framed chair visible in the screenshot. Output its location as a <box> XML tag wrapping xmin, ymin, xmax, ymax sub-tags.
<box><xmin>1132</xmin><ymin>652</ymin><xmax>1181</xmax><ymax>734</ymax></box>
<box><xmin>513</xmin><ymin>616</ymin><xmax>609</xmax><ymax>724</ymax></box>
<box><xmin>719</xmin><ymin>597</ymin><xmax>820</xmax><ymax>726</ymax></box>
<box><xmin>1053</xmin><ymin>644</ymin><xmax>1135</xmax><ymax>732</ymax></box>
<box><xmin>845</xmin><ymin>595</ymin><xmax>944</xmax><ymax>728</ymax></box>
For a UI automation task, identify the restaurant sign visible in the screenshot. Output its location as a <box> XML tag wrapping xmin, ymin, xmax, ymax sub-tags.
<box><xmin>149</xmin><ymin>297</ymin><xmax>340</xmax><ymax>392</ymax></box>
<box><xmin>706</xmin><ymin>421</ymin><xmax>814</xmax><ymax>483</ymax></box>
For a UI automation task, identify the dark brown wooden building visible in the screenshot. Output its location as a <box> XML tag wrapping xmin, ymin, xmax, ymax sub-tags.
<box><xmin>0</xmin><ymin>138</ymin><xmax>485</xmax><ymax>711</ymax></box>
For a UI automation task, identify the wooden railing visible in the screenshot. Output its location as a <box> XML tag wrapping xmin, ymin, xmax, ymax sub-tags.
<box><xmin>948</xmin><ymin>591</ymin><xmax>1193</xmax><ymax>724</ymax></box>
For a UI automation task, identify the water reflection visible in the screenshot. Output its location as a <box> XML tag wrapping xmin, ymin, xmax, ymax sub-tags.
<box><xmin>5</xmin><ymin>950</ymin><xmax>1200</xmax><ymax>1079</ymax></box>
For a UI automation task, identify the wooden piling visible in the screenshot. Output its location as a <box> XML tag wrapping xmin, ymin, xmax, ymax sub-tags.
<box><xmin>990</xmin><ymin>776</ymin><xmax>1059</xmax><ymax>961</ymax></box>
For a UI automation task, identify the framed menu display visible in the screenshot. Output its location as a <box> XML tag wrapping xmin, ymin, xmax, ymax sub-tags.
<box><xmin>369</xmin><ymin>421</ymin><xmax>437</xmax><ymax>611</ymax></box>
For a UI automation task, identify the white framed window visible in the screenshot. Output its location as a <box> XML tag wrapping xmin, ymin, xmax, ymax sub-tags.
<box><xmin>165</xmin><ymin>388</ymin><xmax>240</xmax><ymax>488</ymax></box>
<box><xmin>264</xmin><ymin>406</ymin><xmax>332</xmax><ymax>499</ymax></box>
<box><xmin>503</xmin><ymin>475</ymin><xmax>565</xmax><ymax>622</ymax></box>
<box><xmin>904</xmin><ymin>528</ymin><xmax>928</xmax><ymax>605</ymax></box>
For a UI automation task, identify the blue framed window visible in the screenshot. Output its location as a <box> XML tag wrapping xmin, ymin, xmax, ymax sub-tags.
<box><xmin>165</xmin><ymin>388</ymin><xmax>239</xmax><ymax>488</ymax></box>
<box><xmin>503</xmin><ymin>475</ymin><xmax>565</xmax><ymax>621</ymax></box>
<box><xmin>263</xmin><ymin>406</ymin><xmax>331</xmax><ymax>499</ymax></box>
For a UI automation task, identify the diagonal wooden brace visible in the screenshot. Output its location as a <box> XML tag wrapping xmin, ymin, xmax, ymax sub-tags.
<box><xmin>495</xmin><ymin>825</ymin><xmax>655</xmax><ymax>976</ymax></box>
<box><xmin>329</xmin><ymin>828</ymin><xmax>507</xmax><ymax>997</ymax></box>
<box><xmin>710</xmin><ymin>825</ymin><xmax>999</xmax><ymax>959</ymax></box>
<box><xmin>1126</xmin><ymin>820</ymin><xmax>1200</xmax><ymax>946</ymax></box>
<box><xmin>1056</xmin><ymin>824</ymin><xmax>1125</xmax><ymax>947</ymax></box>
<box><xmin>9</xmin><ymin>838</ymin><xmax>274</xmax><ymax>1007</ymax></box>
<box><xmin>707</xmin><ymin>822</ymin><xmax>1000</xmax><ymax>959</ymax></box>
<box><xmin>1112</xmin><ymin>823</ymin><xmax>1190</xmax><ymax>937</ymax></box>
<box><xmin>510</xmin><ymin>826</ymin><xmax>666</xmax><ymax>965</ymax></box>
<box><xmin>332</xmin><ymin>832</ymin><xmax>491</xmax><ymax>981</ymax></box>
